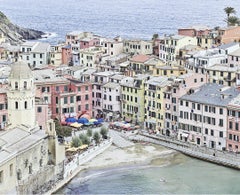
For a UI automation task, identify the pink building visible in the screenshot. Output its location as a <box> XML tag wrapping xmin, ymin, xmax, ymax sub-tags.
<box><xmin>164</xmin><ymin>72</ymin><xmax>208</xmax><ymax>137</ymax></box>
<box><xmin>0</xmin><ymin>87</ymin><xmax>7</xmax><ymax>129</ymax></box>
<box><xmin>227</xmin><ymin>95</ymin><xmax>240</xmax><ymax>152</ymax></box>
<box><xmin>178</xmin><ymin>83</ymin><xmax>239</xmax><ymax>151</ymax></box>
<box><xmin>220</xmin><ymin>26</ymin><xmax>240</xmax><ymax>44</ymax></box>
<box><xmin>35</xmin><ymin>74</ymin><xmax>93</xmax><ymax>123</ymax></box>
<box><xmin>61</xmin><ymin>45</ymin><xmax>72</xmax><ymax>65</ymax></box>
<box><xmin>80</xmin><ymin>38</ymin><xmax>99</xmax><ymax>49</ymax></box>
<box><xmin>178</xmin><ymin>25</ymin><xmax>210</xmax><ymax>37</ymax></box>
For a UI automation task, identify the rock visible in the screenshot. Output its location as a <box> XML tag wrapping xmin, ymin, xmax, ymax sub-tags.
<box><xmin>0</xmin><ymin>11</ymin><xmax>44</xmax><ymax>43</ymax></box>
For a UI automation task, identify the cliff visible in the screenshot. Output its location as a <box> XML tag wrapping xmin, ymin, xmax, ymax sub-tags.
<box><xmin>0</xmin><ymin>11</ymin><xmax>44</xmax><ymax>44</ymax></box>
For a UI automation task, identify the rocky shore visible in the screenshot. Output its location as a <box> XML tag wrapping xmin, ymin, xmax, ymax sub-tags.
<box><xmin>0</xmin><ymin>11</ymin><xmax>44</xmax><ymax>43</ymax></box>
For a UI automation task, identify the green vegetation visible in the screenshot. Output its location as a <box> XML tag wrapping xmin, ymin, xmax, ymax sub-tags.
<box><xmin>54</xmin><ymin>119</ymin><xmax>72</xmax><ymax>137</ymax></box>
<box><xmin>79</xmin><ymin>133</ymin><xmax>90</xmax><ymax>145</ymax></box>
<box><xmin>71</xmin><ymin>136</ymin><xmax>82</xmax><ymax>147</ymax></box>
<box><xmin>100</xmin><ymin>126</ymin><xmax>108</xmax><ymax>139</ymax></box>
<box><xmin>87</xmin><ymin>128</ymin><xmax>93</xmax><ymax>137</ymax></box>
<box><xmin>224</xmin><ymin>7</ymin><xmax>239</xmax><ymax>26</ymax></box>
<box><xmin>93</xmin><ymin>132</ymin><xmax>100</xmax><ymax>145</ymax></box>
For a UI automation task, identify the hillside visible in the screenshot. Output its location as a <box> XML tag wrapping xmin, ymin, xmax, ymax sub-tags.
<box><xmin>0</xmin><ymin>11</ymin><xmax>44</xmax><ymax>44</ymax></box>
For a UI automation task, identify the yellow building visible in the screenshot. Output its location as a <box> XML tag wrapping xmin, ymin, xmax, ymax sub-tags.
<box><xmin>144</xmin><ymin>76</ymin><xmax>172</xmax><ymax>132</ymax></box>
<box><xmin>50</xmin><ymin>44</ymin><xmax>64</xmax><ymax>66</ymax></box>
<box><xmin>120</xmin><ymin>74</ymin><xmax>150</xmax><ymax>125</ymax></box>
<box><xmin>159</xmin><ymin>35</ymin><xmax>197</xmax><ymax>63</ymax></box>
<box><xmin>80</xmin><ymin>46</ymin><xmax>105</xmax><ymax>68</ymax></box>
<box><xmin>153</xmin><ymin>61</ymin><xmax>186</xmax><ymax>77</ymax></box>
<box><xmin>206</xmin><ymin>64</ymin><xmax>238</xmax><ymax>86</ymax></box>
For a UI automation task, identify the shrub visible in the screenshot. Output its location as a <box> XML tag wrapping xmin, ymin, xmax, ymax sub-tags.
<box><xmin>100</xmin><ymin>126</ymin><xmax>108</xmax><ymax>139</ymax></box>
<box><xmin>71</xmin><ymin>136</ymin><xmax>82</xmax><ymax>148</ymax></box>
<box><xmin>93</xmin><ymin>132</ymin><xmax>100</xmax><ymax>145</ymax></box>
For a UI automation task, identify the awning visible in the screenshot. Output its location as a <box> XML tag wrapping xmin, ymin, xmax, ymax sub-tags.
<box><xmin>181</xmin><ymin>133</ymin><xmax>189</xmax><ymax>138</ymax></box>
<box><xmin>70</xmin><ymin>122</ymin><xmax>83</xmax><ymax>128</ymax></box>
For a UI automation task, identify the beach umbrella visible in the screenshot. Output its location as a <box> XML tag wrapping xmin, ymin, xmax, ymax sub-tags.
<box><xmin>97</xmin><ymin>118</ymin><xmax>104</xmax><ymax>123</ymax></box>
<box><xmin>77</xmin><ymin>117</ymin><xmax>89</xmax><ymax>124</ymax></box>
<box><xmin>89</xmin><ymin>118</ymin><xmax>98</xmax><ymax>123</ymax></box>
<box><xmin>65</xmin><ymin>117</ymin><xmax>77</xmax><ymax>123</ymax></box>
<box><xmin>70</xmin><ymin>122</ymin><xmax>83</xmax><ymax>128</ymax></box>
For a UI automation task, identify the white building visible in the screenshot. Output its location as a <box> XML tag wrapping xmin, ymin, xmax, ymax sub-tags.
<box><xmin>20</xmin><ymin>41</ymin><xmax>51</xmax><ymax>68</ymax></box>
<box><xmin>102</xmin><ymin>82</ymin><xmax>121</xmax><ymax>120</ymax></box>
<box><xmin>0</xmin><ymin>60</ymin><xmax>65</xmax><ymax>194</ymax></box>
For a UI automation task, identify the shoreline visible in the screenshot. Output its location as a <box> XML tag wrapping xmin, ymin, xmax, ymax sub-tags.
<box><xmin>54</xmin><ymin>142</ymin><xmax>180</xmax><ymax>194</ymax></box>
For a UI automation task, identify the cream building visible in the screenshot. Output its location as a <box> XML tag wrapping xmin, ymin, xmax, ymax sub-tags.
<box><xmin>0</xmin><ymin>61</ymin><xmax>65</xmax><ymax>194</ymax></box>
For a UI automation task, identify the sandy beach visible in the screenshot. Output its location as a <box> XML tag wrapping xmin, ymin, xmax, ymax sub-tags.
<box><xmin>80</xmin><ymin>142</ymin><xmax>179</xmax><ymax>171</ymax></box>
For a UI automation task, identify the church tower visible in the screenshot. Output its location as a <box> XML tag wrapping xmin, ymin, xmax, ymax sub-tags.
<box><xmin>7</xmin><ymin>60</ymin><xmax>36</xmax><ymax>129</ymax></box>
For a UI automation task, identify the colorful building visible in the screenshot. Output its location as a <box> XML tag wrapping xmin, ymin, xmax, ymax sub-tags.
<box><xmin>178</xmin><ymin>84</ymin><xmax>239</xmax><ymax>150</ymax></box>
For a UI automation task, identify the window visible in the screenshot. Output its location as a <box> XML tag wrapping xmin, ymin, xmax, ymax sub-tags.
<box><xmin>70</xmin><ymin>96</ymin><xmax>74</xmax><ymax>103</ymax></box>
<box><xmin>76</xmin><ymin>96</ymin><xmax>81</xmax><ymax>101</ymax></box>
<box><xmin>0</xmin><ymin>170</ymin><xmax>3</xmax><ymax>183</ymax></box>
<box><xmin>64</xmin><ymin>97</ymin><xmax>68</xmax><ymax>104</ymax></box>
<box><xmin>24</xmin><ymin>81</ymin><xmax>27</xmax><ymax>89</ymax></box>
<box><xmin>236</xmin><ymin>123</ymin><xmax>239</xmax><ymax>131</ymax></box>
<box><xmin>85</xmin><ymin>86</ymin><xmax>88</xmax><ymax>91</ymax></box>
<box><xmin>205</xmin><ymin>105</ymin><xmax>208</xmax><ymax>112</ymax></box>
<box><xmin>78</xmin><ymin>105</ymin><xmax>81</xmax><ymax>111</ymax></box>
<box><xmin>37</xmin><ymin>107</ymin><xmax>42</xmax><ymax>113</ymax></box>
<box><xmin>56</xmin><ymin>86</ymin><xmax>59</xmax><ymax>91</ymax></box>
<box><xmin>64</xmin><ymin>85</ymin><xmax>68</xmax><ymax>92</ymax></box>
<box><xmin>229</xmin><ymin>121</ymin><xmax>233</xmax><ymax>129</ymax></box>
<box><xmin>24</xmin><ymin>101</ymin><xmax>27</xmax><ymax>109</ymax></box>
<box><xmin>211</xmin><ymin>129</ymin><xmax>214</xmax><ymax>136</ymax></box>
<box><xmin>219</xmin><ymin>108</ymin><xmax>223</xmax><ymax>115</ymax></box>
<box><xmin>29</xmin><ymin>163</ymin><xmax>32</xmax><ymax>174</ymax></box>
<box><xmin>85</xmin><ymin>94</ymin><xmax>89</xmax><ymax>100</ymax></box>
<box><xmin>219</xmin><ymin>119</ymin><xmax>223</xmax><ymax>127</ymax></box>
<box><xmin>10</xmin><ymin>164</ymin><xmax>13</xmax><ymax>176</ymax></box>
<box><xmin>78</xmin><ymin>87</ymin><xmax>81</xmax><ymax>91</ymax></box>
<box><xmin>205</xmin><ymin>128</ymin><xmax>208</xmax><ymax>135</ymax></box>
<box><xmin>185</xmin><ymin>101</ymin><xmax>189</xmax><ymax>107</ymax></box>
<box><xmin>15</xmin><ymin>102</ymin><xmax>18</xmax><ymax>109</ymax></box>
<box><xmin>219</xmin><ymin>131</ymin><xmax>223</xmax><ymax>138</ymax></box>
<box><xmin>85</xmin><ymin>104</ymin><xmax>89</xmax><ymax>110</ymax></box>
<box><xmin>2</xmin><ymin>115</ymin><xmax>6</xmax><ymax>122</ymax></box>
<box><xmin>197</xmin><ymin>104</ymin><xmax>201</xmax><ymax>110</ymax></box>
<box><xmin>40</xmin><ymin>53</ymin><xmax>43</xmax><ymax>58</ymax></box>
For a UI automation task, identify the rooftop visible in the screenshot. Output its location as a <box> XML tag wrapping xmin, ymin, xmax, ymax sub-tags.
<box><xmin>146</xmin><ymin>76</ymin><xmax>172</xmax><ymax>87</ymax></box>
<box><xmin>130</xmin><ymin>54</ymin><xmax>151</xmax><ymax>63</ymax></box>
<box><xmin>180</xmin><ymin>83</ymin><xmax>239</xmax><ymax>107</ymax></box>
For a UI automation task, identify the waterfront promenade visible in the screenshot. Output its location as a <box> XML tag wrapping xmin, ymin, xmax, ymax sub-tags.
<box><xmin>45</xmin><ymin>138</ymin><xmax>112</xmax><ymax>195</ymax></box>
<box><xmin>125</xmin><ymin>131</ymin><xmax>240</xmax><ymax>170</ymax></box>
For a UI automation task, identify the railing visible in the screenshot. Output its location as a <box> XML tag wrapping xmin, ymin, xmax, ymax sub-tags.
<box><xmin>128</xmin><ymin>131</ymin><xmax>240</xmax><ymax>169</ymax></box>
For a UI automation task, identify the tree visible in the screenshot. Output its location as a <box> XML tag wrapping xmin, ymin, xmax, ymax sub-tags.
<box><xmin>224</xmin><ymin>7</ymin><xmax>236</xmax><ymax>26</ymax></box>
<box><xmin>152</xmin><ymin>33</ymin><xmax>159</xmax><ymax>40</ymax></box>
<box><xmin>79</xmin><ymin>134</ymin><xmax>90</xmax><ymax>145</ymax></box>
<box><xmin>54</xmin><ymin>119</ymin><xmax>72</xmax><ymax>137</ymax></box>
<box><xmin>71</xmin><ymin>136</ymin><xmax>82</xmax><ymax>148</ymax></box>
<box><xmin>100</xmin><ymin>126</ymin><xmax>108</xmax><ymax>139</ymax></box>
<box><xmin>87</xmin><ymin>128</ymin><xmax>93</xmax><ymax>137</ymax></box>
<box><xmin>226</xmin><ymin>16</ymin><xmax>239</xmax><ymax>26</ymax></box>
<box><xmin>93</xmin><ymin>132</ymin><xmax>100</xmax><ymax>145</ymax></box>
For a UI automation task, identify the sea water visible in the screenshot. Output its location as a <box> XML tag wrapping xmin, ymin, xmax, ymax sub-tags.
<box><xmin>56</xmin><ymin>154</ymin><xmax>240</xmax><ymax>194</ymax></box>
<box><xmin>0</xmin><ymin>0</ymin><xmax>239</xmax><ymax>44</ymax></box>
